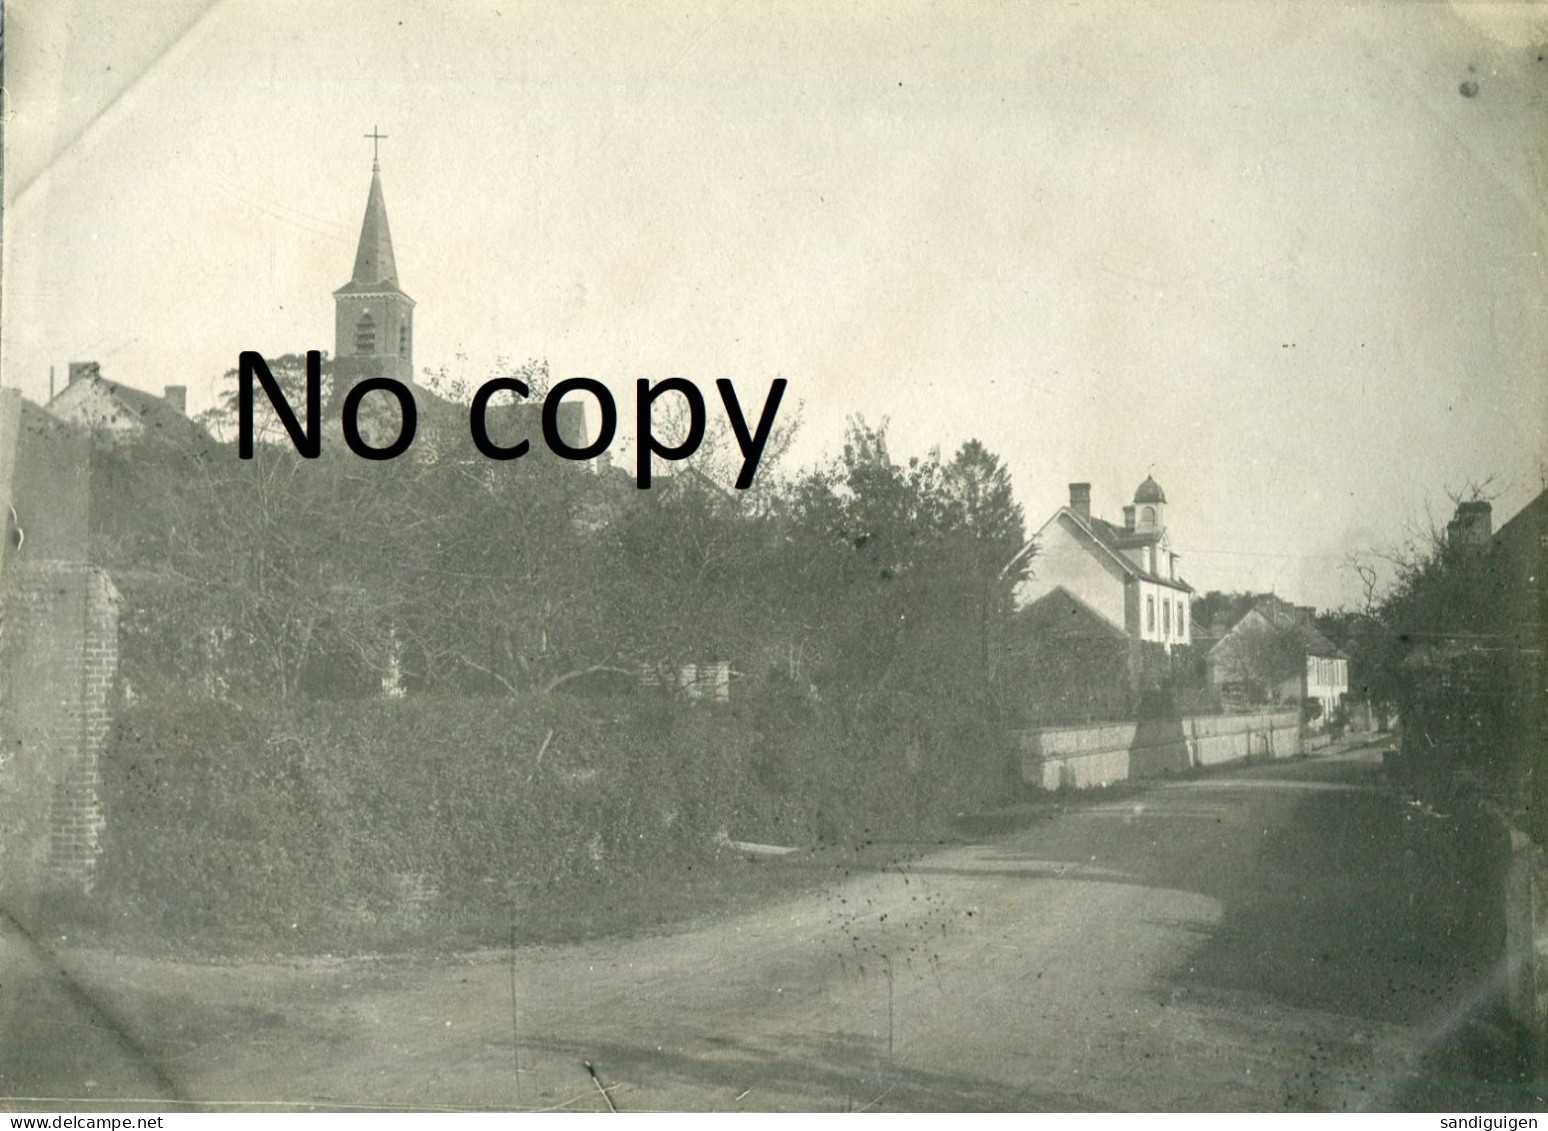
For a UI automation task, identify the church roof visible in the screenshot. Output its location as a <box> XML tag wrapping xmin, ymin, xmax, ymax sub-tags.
<box><xmin>335</xmin><ymin>166</ymin><xmax>405</xmax><ymax>296</ymax></box>
<box><xmin>1133</xmin><ymin>475</ymin><xmax>1167</xmax><ymax>504</ymax></box>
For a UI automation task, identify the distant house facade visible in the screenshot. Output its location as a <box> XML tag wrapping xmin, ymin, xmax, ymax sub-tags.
<box><xmin>1012</xmin><ymin>477</ymin><xmax>1194</xmax><ymax>651</ymax></box>
<box><xmin>45</xmin><ymin>362</ymin><xmax>206</xmax><ymax>449</ymax></box>
<box><xmin>1207</xmin><ymin>595</ymin><xmax>1347</xmax><ymax>725</ymax></box>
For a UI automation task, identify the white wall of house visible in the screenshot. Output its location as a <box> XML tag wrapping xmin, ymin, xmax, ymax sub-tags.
<box><xmin>1014</xmin><ymin>513</ymin><xmax>1127</xmax><ymax>631</ymax></box>
<box><xmin>1305</xmin><ymin>655</ymin><xmax>1348</xmax><ymax>725</ymax></box>
<box><xmin>1135</xmin><ymin>579</ymin><xmax>1191</xmax><ymax>646</ymax></box>
<box><xmin>1017</xmin><ymin>512</ymin><xmax>1192</xmax><ymax>647</ymax></box>
<box><xmin>47</xmin><ymin>381</ymin><xmax>145</xmax><ymax>440</ymax></box>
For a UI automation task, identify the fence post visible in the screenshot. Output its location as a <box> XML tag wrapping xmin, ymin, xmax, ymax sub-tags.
<box><xmin>1529</xmin><ymin>840</ymin><xmax>1548</xmax><ymax>1078</ymax></box>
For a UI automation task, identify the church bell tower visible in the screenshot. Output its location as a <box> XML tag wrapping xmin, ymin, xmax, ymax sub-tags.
<box><xmin>334</xmin><ymin>128</ymin><xmax>415</xmax><ymax>390</ymax></box>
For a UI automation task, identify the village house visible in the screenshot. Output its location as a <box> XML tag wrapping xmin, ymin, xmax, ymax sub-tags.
<box><xmin>45</xmin><ymin>362</ymin><xmax>208</xmax><ymax>449</ymax></box>
<box><xmin>1012</xmin><ymin>477</ymin><xmax>1195</xmax><ymax>651</ymax></box>
<box><xmin>1421</xmin><ymin>490</ymin><xmax>1546</xmax><ymax>806</ymax></box>
<box><xmin>1206</xmin><ymin>595</ymin><xmax>1347</xmax><ymax>725</ymax></box>
<box><xmin>1447</xmin><ymin>492</ymin><xmax>1546</xmax><ymax>624</ymax></box>
<box><xmin>998</xmin><ymin>477</ymin><xmax>1197</xmax><ymax>721</ymax></box>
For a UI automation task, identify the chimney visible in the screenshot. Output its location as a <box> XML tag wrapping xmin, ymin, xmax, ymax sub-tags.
<box><xmin>68</xmin><ymin>361</ymin><xmax>101</xmax><ymax>386</ymax></box>
<box><xmin>1068</xmin><ymin>482</ymin><xmax>1091</xmax><ymax>522</ymax></box>
<box><xmin>163</xmin><ymin>385</ymin><xmax>188</xmax><ymax>415</ymax></box>
<box><xmin>1447</xmin><ymin>500</ymin><xmax>1493</xmax><ymax>551</ymax></box>
<box><xmin>1122</xmin><ymin>504</ymin><xmax>1137</xmax><ymax>532</ymax></box>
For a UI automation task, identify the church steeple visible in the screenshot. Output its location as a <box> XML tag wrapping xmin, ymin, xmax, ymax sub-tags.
<box><xmin>348</xmin><ymin>165</ymin><xmax>400</xmax><ymax>291</ymax></box>
<box><xmin>334</xmin><ymin>131</ymin><xmax>415</xmax><ymax>389</ymax></box>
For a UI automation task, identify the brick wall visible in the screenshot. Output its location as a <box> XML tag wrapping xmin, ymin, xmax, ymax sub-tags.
<box><xmin>0</xmin><ymin>561</ymin><xmax>120</xmax><ymax>892</ymax></box>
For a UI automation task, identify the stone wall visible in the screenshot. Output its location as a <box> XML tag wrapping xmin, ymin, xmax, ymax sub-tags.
<box><xmin>1016</xmin><ymin>709</ymin><xmax>1302</xmax><ymax>790</ymax></box>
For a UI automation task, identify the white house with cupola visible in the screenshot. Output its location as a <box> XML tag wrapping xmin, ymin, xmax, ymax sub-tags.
<box><xmin>1011</xmin><ymin>476</ymin><xmax>1194</xmax><ymax>652</ymax></box>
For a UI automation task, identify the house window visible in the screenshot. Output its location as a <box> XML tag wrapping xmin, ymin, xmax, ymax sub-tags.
<box><xmin>1163</xmin><ymin>601</ymin><xmax>1171</xmax><ymax>635</ymax></box>
<box><xmin>1141</xmin><ymin>506</ymin><xmax>1156</xmax><ymax>525</ymax></box>
<box><xmin>1178</xmin><ymin>603</ymin><xmax>1186</xmax><ymax>636</ymax></box>
<box><xmin>355</xmin><ymin>313</ymin><xmax>376</xmax><ymax>353</ymax></box>
<box><xmin>398</xmin><ymin>322</ymin><xmax>409</xmax><ymax>357</ymax></box>
<box><xmin>1146</xmin><ymin>595</ymin><xmax>1155</xmax><ymax>632</ymax></box>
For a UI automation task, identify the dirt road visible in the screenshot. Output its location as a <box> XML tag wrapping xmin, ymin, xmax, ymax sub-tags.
<box><xmin>1</xmin><ymin>745</ymin><xmax>1512</xmax><ymax>1111</ymax></box>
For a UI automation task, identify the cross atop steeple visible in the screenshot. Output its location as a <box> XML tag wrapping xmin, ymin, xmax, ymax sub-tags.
<box><xmin>364</xmin><ymin>125</ymin><xmax>387</xmax><ymax>170</ymax></box>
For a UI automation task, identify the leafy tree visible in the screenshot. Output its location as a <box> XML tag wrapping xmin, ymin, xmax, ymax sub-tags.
<box><xmin>199</xmin><ymin>352</ymin><xmax>336</xmax><ymax>446</ymax></box>
<box><xmin>102</xmin><ymin>375</ymin><xmax>1030</xmax><ymax>729</ymax></box>
<box><xmin>943</xmin><ymin>439</ymin><xmax>1028</xmax><ymax>695</ymax></box>
<box><xmin>774</xmin><ymin>420</ymin><xmax>1025</xmax><ymax>706</ymax></box>
<box><xmin>112</xmin><ymin>356</ymin><xmax>607</xmax><ymax>698</ymax></box>
<box><xmin>1212</xmin><ymin>614</ymin><xmax>1307</xmax><ymax>704</ymax></box>
<box><xmin>1351</xmin><ymin>486</ymin><xmax>1538</xmax><ymax>820</ymax></box>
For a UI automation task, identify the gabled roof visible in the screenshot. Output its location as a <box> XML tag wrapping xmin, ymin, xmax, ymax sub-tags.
<box><xmin>1088</xmin><ymin>515</ymin><xmax>1159</xmax><ymax>551</ymax></box>
<box><xmin>101</xmin><ymin>382</ymin><xmax>187</xmax><ymax>428</ymax></box>
<box><xmin>1043</xmin><ymin>507</ymin><xmax>1194</xmax><ymax>592</ymax></box>
<box><xmin>1211</xmin><ymin>597</ymin><xmax>1344</xmax><ymax>659</ymax></box>
<box><xmin>47</xmin><ymin>377</ymin><xmax>211</xmax><ymax>446</ymax></box>
<box><xmin>1492</xmin><ymin>490</ymin><xmax>1546</xmax><ymax>562</ymax></box>
<box><xmin>1018</xmin><ymin>584</ymin><xmax>1130</xmax><ymax>639</ymax></box>
<box><xmin>334</xmin><ymin>166</ymin><xmax>407</xmax><ymax>297</ymax></box>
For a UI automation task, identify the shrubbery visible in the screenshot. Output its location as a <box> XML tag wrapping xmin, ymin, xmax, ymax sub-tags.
<box><xmin>84</xmin><ymin>411</ymin><xmax>1029</xmax><ymax>948</ymax></box>
<box><xmin>95</xmin><ymin>689</ymin><xmax>1011</xmax><ymax>942</ymax></box>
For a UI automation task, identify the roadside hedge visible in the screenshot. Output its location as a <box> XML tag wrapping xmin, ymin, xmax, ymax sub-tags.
<box><xmin>95</xmin><ymin>690</ymin><xmax>1011</xmax><ymax>939</ymax></box>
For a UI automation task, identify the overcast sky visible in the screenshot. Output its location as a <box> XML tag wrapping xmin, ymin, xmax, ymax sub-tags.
<box><xmin>4</xmin><ymin>0</ymin><xmax>1544</xmax><ymax>610</ymax></box>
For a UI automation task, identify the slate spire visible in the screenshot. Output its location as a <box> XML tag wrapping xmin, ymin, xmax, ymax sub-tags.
<box><xmin>349</xmin><ymin>165</ymin><xmax>400</xmax><ymax>290</ymax></box>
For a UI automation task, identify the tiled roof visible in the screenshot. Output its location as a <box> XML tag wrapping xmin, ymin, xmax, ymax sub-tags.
<box><xmin>56</xmin><ymin>379</ymin><xmax>211</xmax><ymax>445</ymax></box>
<box><xmin>1492</xmin><ymin>491</ymin><xmax>1545</xmax><ymax>559</ymax></box>
<box><xmin>1252</xmin><ymin>596</ymin><xmax>1344</xmax><ymax>658</ymax></box>
<box><xmin>1076</xmin><ymin>512</ymin><xmax>1192</xmax><ymax>591</ymax></box>
<box><xmin>1019</xmin><ymin>584</ymin><xmax>1130</xmax><ymax>639</ymax></box>
<box><xmin>1088</xmin><ymin>516</ymin><xmax>1156</xmax><ymax>550</ymax></box>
